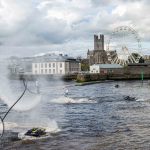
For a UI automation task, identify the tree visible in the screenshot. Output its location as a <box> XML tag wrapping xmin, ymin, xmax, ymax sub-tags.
<box><xmin>139</xmin><ymin>57</ymin><xmax>145</xmax><ymax>63</ymax></box>
<box><xmin>81</xmin><ymin>59</ymin><xmax>89</xmax><ymax>71</ymax></box>
<box><xmin>81</xmin><ymin>63</ymin><xmax>89</xmax><ymax>71</ymax></box>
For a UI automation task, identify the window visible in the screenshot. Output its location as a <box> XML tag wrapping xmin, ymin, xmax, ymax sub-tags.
<box><xmin>60</xmin><ymin>70</ymin><xmax>62</xmax><ymax>74</ymax></box>
<box><xmin>53</xmin><ymin>63</ymin><xmax>55</xmax><ymax>67</ymax></box>
<box><xmin>41</xmin><ymin>69</ymin><xmax>43</xmax><ymax>74</ymax></box>
<box><xmin>109</xmin><ymin>69</ymin><xmax>113</xmax><ymax>73</ymax></box>
<box><xmin>45</xmin><ymin>69</ymin><xmax>47</xmax><ymax>74</ymax></box>
<box><xmin>60</xmin><ymin>63</ymin><xmax>62</xmax><ymax>68</ymax></box>
<box><xmin>35</xmin><ymin>64</ymin><xmax>37</xmax><ymax>68</ymax></box>
<box><xmin>49</xmin><ymin>69</ymin><xmax>51</xmax><ymax>74</ymax></box>
<box><xmin>35</xmin><ymin>70</ymin><xmax>37</xmax><ymax>74</ymax></box>
<box><xmin>105</xmin><ymin>70</ymin><xmax>107</xmax><ymax>74</ymax></box>
<box><xmin>41</xmin><ymin>63</ymin><xmax>43</xmax><ymax>68</ymax></box>
<box><xmin>53</xmin><ymin>69</ymin><xmax>55</xmax><ymax>74</ymax></box>
<box><xmin>49</xmin><ymin>63</ymin><xmax>51</xmax><ymax>68</ymax></box>
<box><xmin>45</xmin><ymin>63</ymin><xmax>47</xmax><ymax>68</ymax></box>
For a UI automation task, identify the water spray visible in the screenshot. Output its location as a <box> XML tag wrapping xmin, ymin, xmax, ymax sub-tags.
<box><xmin>26</xmin><ymin>80</ymin><xmax>40</xmax><ymax>94</ymax></box>
<box><xmin>0</xmin><ymin>78</ymin><xmax>38</xmax><ymax>139</ymax></box>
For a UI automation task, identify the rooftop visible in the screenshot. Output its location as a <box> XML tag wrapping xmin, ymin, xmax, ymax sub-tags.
<box><xmin>33</xmin><ymin>54</ymin><xmax>78</xmax><ymax>63</ymax></box>
<box><xmin>8</xmin><ymin>53</ymin><xmax>79</xmax><ymax>63</ymax></box>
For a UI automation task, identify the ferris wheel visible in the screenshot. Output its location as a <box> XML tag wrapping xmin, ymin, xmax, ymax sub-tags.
<box><xmin>106</xmin><ymin>26</ymin><xmax>143</xmax><ymax>66</ymax></box>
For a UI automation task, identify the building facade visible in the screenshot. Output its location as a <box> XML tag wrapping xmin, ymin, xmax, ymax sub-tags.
<box><xmin>32</xmin><ymin>55</ymin><xmax>81</xmax><ymax>75</ymax></box>
<box><xmin>8</xmin><ymin>56</ymin><xmax>33</xmax><ymax>75</ymax></box>
<box><xmin>90</xmin><ymin>64</ymin><xmax>123</xmax><ymax>74</ymax></box>
<box><xmin>87</xmin><ymin>34</ymin><xmax>108</xmax><ymax>65</ymax></box>
<box><xmin>8</xmin><ymin>53</ymin><xmax>81</xmax><ymax>76</ymax></box>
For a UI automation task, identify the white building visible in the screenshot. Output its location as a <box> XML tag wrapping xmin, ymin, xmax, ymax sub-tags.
<box><xmin>8</xmin><ymin>56</ymin><xmax>34</xmax><ymax>75</ymax></box>
<box><xmin>90</xmin><ymin>64</ymin><xmax>123</xmax><ymax>74</ymax></box>
<box><xmin>32</xmin><ymin>54</ymin><xmax>81</xmax><ymax>75</ymax></box>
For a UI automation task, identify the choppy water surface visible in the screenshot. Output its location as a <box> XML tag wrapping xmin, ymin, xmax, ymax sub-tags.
<box><xmin>1</xmin><ymin>80</ymin><xmax>150</xmax><ymax>150</ymax></box>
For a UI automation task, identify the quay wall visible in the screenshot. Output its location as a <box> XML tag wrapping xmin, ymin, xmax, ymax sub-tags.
<box><xmin>77</xmin><ymin>66</ymin><xmax>150</xmax><ymax>82</ymax></box>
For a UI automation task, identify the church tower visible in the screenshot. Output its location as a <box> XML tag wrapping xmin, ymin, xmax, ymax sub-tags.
<box><xmin>94</xmin><ymin>34</ymin><xmax>104</xmax><ymax>50</ymax></box>
<box><xmin>87</xmin><ymin>34</ymin><xmax>108</xmax><ymax>65</ymax></box>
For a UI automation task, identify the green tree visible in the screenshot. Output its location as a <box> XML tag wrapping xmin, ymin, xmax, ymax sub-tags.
<box><xmin>81</xmin><ymin>63</ymin><xmax>89</xmax><ymax>71</ymax></box>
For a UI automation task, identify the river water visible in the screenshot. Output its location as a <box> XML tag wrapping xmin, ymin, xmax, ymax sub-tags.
<box><xmin>1</xmin><ymin>80</ymin><xmax>150</xmax><ymax>150</ymax></box>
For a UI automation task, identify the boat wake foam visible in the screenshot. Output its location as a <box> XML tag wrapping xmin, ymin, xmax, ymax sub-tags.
<box><xmin>136</xmin><ymin>98</ymin><xmax>145</xmax><ymax>102</ymax></box>
<box><xmin>0</xmin><ymin>120</ymin><xmax>60</xmax><ymax>140</ymax></box>
<box><xmin>136</xmin><ymin>98</ymin><xmax>150</xmax><ymax>102</ymax></box>
<box><xmin>50</xmin><ymin>97</ymin><xmax>96</xmax><ymax>104</ymax></box>
<box><xmin>0</xmin><ymin>122</ymin><xmax>18</xmax><ymax>131</ymax></box>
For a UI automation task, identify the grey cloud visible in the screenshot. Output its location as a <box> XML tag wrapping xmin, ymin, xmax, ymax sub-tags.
<box><xmin>0</xmin><ymin>0</ymin><xmax>149</xmax><ymax>57</ymax></box>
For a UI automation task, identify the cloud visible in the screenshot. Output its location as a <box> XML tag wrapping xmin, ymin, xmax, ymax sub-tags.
<box><xmin>0</xmin><ymin>0</ymin><xmax>150</xmax><ymax>57</ymax></box>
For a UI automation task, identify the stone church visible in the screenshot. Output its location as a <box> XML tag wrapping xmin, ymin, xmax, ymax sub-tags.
<box><xmin>87</xmin><ymin>34</ymin><xmax>108</xmax><ymax>65</ymax></box>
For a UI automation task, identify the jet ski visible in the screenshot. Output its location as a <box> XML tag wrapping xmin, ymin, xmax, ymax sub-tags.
<box><xmin>18</xmin><ymin>127</ymin><xmax>51</xmax><ymax>140</ymax></box>
<box><xmin>25</xmin><ymin>128</ymin><xmax>46</xmax><ymax>137</ymax></box>
<box><xmin>115</xmin><ymin>84</ymin><xmax>119</xmax><ymax>88</ymax></box>
<box><xmin>124</xmin><ymin>96</ymin><xmax>136</xmax><ymax>101</ymax></box>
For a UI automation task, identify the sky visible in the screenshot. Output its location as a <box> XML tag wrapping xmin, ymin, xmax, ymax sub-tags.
<box><xmin>0</xmin><ymin>0</ymin><xmax>150</xmax><ymax>58</ymax></box>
